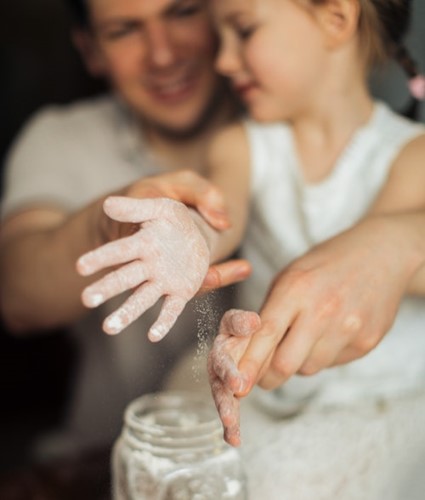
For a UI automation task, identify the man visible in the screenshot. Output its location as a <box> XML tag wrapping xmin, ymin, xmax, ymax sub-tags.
<box><xmin>0</xmin><ymin>0</ymin><xmax>248</xmax><ymax>459</ymax></box>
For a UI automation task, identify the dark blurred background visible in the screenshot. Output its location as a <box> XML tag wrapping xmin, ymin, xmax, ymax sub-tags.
<box><xmin>0</xmin><ymin>0</ymin><xmax>105</xmax><ymax>476</ymax></box>
<box><xmin>0</xmin><ymin>0</ymin><xmax>424</xmax><ymax>481</ymax></box>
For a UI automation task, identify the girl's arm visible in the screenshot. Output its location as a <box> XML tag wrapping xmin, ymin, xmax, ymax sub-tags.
<box><xmin>76</xmin><ymin>123</ymin><xmax>252</xmax><ymax>340</ymax></box>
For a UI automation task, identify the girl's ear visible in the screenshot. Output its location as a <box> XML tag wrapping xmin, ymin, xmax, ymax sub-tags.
<box><xmin>72</xmin><ymin>29</ymin><xmax>107</xmax><ymax>77</ymax></box>
<box><xmin>316</xmin><ymin>0</ymin><xmax>360</xmax><ymax>48</ymax></box>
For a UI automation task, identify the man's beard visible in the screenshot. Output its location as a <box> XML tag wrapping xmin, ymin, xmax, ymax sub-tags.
<box><xmin>142</xmin><ymin>77</ymin><xmax>234</xmax><ymax>142</ymax></box>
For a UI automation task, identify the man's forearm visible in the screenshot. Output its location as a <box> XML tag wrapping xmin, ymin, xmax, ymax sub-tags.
<box><xmin>365</xmin><ymin>210</ymin><xmax>425</xmax><ymax>296</ymax></box>
<box><xmin>0</xmin><ymin>202</ymin><xmax>104</xmax><ymax>333</ymax></box>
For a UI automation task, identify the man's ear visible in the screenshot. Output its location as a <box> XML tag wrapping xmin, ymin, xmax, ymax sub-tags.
<box><xmin>72</xmin><ymin>28</ymin><xmax>106</xmax><ymax>77</ymax></box>
<box><xmin>316</xmin><ymin>0</ymin><xmax>360</xmax><ymax>49</ymax></box>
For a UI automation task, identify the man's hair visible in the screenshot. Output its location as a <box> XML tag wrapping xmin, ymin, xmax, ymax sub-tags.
<box><xmin>65</xmin><ymin>0</ymin><xmax>89</xmax><ymax>27</ymax></box>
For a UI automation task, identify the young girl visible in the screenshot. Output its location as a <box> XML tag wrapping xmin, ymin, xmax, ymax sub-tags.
<box><xmin>77</xmin><ymin>1</ymin><xmax>425</xmax><ymax>496</ymax></box>
<box><xmin>206</xmin><ymin>0</ymin><xmax>425</xmax><ymax>435</ymax></box>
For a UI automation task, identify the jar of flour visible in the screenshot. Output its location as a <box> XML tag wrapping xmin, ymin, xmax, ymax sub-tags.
<box><xmin>112</xmin><ymin>391</ymin><xmax>247</xmax><ymax>499</ymax></box>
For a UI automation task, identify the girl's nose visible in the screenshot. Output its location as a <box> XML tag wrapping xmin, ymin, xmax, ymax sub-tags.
<box><xmin>215</xmin><ymin>41</ymin><xmax>240</xmax><ymax>77</ymax></box>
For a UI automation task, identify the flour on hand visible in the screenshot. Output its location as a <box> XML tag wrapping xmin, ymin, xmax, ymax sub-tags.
<box><xmin>77</xmin><ymin>196</ymin><xmax>210</xmax><ymax>341</ymax></box>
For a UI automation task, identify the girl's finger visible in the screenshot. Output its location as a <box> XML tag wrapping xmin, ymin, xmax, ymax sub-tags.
<box><xmin>102</xmin><ymin>282</ymin><xmax>162</xmax><ymax>335</ymax></box>
<box><xmin>208</xmin><ymin>365</ymin><xmax>241</xmax><ymax>447</ymax></box>
<box><xmin>211</xmin><ymin>340</ymin><xmax>246</xmax><ymax>393</ymax></box>
<box><xmin>81</xmin><ymin>260</ymin><xmax>148</xmax><ymax>308</ymax></box>
<box><xmin>147</xmin><ymin>295</ymin><xmax>186</xmax><ymax>342</ymax></box>
<box><xmin>221</xmin><ymin>309</ymin><xmax>261</xmax><ymax>337</ymax></box>
<box><xmin>103</xmin><ymin>196</ymin><xmax>175</xmax><ymax>223</ymax></box>
<box><xmin>77</xmin><ymin>233</ymin><xmax>143</xmax><ymax>276</ymax></box>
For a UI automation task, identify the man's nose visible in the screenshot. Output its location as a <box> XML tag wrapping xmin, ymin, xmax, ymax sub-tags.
<box><xmin>145</xmin><ymin>22</ymin><xmax>176</xmax><ymax>67</ymax></box>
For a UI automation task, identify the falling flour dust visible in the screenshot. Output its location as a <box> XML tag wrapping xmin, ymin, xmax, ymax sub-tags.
<box><xmin>192</xmin><ymin>291</ymin><xmax>221</xmax><ymax>383</ymax></box>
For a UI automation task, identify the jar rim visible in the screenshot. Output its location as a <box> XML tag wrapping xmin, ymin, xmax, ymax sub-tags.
<box><xmin>122</xmin><ymin>391</ymin><xmax>225</xmax><ymax>453</ymax></box>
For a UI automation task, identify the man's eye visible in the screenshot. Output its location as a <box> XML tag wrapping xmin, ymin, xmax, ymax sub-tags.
<box><xmin>173</xmin><ymin>2</ymin><xmax>202</xmax><ymax>18</ymax></box>
<box><xmin>105</xmin><ymin>25</ymin><xmax>139</xmax><ymax>40</ymax></box>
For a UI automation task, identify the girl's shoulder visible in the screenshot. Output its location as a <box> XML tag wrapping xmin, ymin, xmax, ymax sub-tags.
<box><xmin>375</xmin><ymin>100</ymin><xmax>425</xmax><ymax>169</ymax></box>
<box><xmin>371</xmin><ymin>105</ymin><xmax>425</xmax><ymax>212</ymax></box>
<box><xmin>373</xmin><ymin>100</ymin><xmax>425</xmax><ymax>140</ymax></box>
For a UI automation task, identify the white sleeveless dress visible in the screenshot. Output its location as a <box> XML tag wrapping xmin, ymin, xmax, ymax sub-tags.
<box><xmin>237</xmin><ymin>102</ymin><xmax>425</xmax><ymax>499</ymax></box>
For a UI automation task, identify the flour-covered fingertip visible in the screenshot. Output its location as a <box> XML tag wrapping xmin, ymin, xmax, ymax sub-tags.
<box><xmin>76</xmin><ymin>256</ymin><xmax>91</xmax><ymax>276</ymax></box>
<box><xmin>83</xmin><ymin>291</ymin><xmax>104</xmax><ymax>308</ymax></box>
<box><xmin>148</xmin><ymin>326</ymin><xmax>166</xmax><ymax>342</ymax></box>
<box><xmin>104</xmin><ymin>315</ymin><xmax>124</xmax><ymax>335</ymax></box>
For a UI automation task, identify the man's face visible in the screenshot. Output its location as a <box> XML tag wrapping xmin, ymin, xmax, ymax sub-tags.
<box><xmin>85</xmin><ymin>0</ymin><xmax>220</xmax><ymax>136</ymax></box>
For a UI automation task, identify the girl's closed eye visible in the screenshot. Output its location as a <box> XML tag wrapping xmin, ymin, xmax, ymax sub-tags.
<box><xmin>235</xmin><ymin>23</ymin><xmax>257</xmax><ymax>41</ymax></box>
<box><xmin>229</xmin><ymin>12</ymin><xmax>259</xmax><ymax>41</ymax></box>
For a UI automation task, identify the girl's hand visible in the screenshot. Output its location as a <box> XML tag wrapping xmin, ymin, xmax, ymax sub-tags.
<box><xmin>77</xmin><ymin>196</ymin><xmax>210</xmax><ymax>341</ymax></box>
<box><xmin>208</xmin><ymin>309</ymin><xmax>261</xmax><ymax>447</ymax></box>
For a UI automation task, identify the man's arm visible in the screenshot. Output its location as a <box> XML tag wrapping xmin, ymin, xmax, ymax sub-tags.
<box><xmin>0</xmin><ymin>203</ymin><xmax>103</xmax><ymax>333</ymax></box>
<box><xmin>368</xmin><ymin>134</ymin><xmax>425</xmax><ymax>295</ymax></box>
<box><xmin>0</xmin><ymin>171</ymin><xmax>251</xmax><ymax>335</ymax></box>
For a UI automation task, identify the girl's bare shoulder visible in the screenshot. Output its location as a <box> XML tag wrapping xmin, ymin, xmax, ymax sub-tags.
<box><xmin>374</xmin><ymin>132</ymin><xmax>425</xmax><ymax>212</ymax></box>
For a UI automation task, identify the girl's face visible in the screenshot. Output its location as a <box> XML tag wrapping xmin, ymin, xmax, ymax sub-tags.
<box><xmin>211</xmin><ymin>0</ymin><xmax>328</xmax><ymax>122</ymax></box>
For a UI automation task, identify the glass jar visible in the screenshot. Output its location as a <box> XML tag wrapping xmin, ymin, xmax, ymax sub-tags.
<box><xmin>112</xmin><ymin>391</ymin><xmax>247</xmax><ymax>500</ymax></box>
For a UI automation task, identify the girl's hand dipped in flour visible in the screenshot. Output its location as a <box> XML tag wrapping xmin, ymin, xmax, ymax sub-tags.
<box><xmin>77</xmin><ymin>196</ymin><xmax>212</xmax><ymax>341</ymax></box>
<box><xmin>208</xmin><ymin>309</ymin><xmax>261</xmax><ymax>447</ymax></box>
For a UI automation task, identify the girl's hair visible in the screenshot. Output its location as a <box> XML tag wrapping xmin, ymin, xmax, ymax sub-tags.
<box><xmin>356</xmin><ymin>0</ymin><xmax>424</xmax><ymax>114</ymax></box>
<box><xmin>307</xmin><ymin>0</ymin><xmax>412</xmax><ymax>67</ymax></box>
<box><xmin>358</xmin><ymin>1</ymin><xmax>413</xmax><ymax>70</ymax></box>
<box><xmin>309</xmin><ymin>0</ymin><xmax>424</xmax><ymax>113</ymax></box>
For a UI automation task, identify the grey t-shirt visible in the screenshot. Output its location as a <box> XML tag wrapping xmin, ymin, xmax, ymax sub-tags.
<box><xmin>1</xmin><ymin>94</ymin><xmax>227</xmax><ymax>457</ymax></box>
<box><xmin>1</xmin><ymin>94</ymin><xmax>162</xmax><ymax>218</ymax></box>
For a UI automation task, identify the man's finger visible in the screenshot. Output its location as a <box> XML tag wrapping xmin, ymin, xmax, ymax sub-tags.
<box><xmin>331</xmin><ymin>345</ymin><xmax>364</xmax><ymax>366</ymax></box>
<box><xmin>257</xmin><ymin>316</ymin><xmax>321</xmax><ymax>389</ymax></box>
<box><xmin>237</xmin><ymin>291</ymin><xmax>296</xmax><ymax>394</ymax></box>
<box><xmin>170</xmin><ymin>173</ymin><xmax>231</xmax><ymax>230</ymax></box>
<box><xmin>198</xmin><ymin>259</ymin><xmax>251</xmax><ymax>293</ymax></box>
